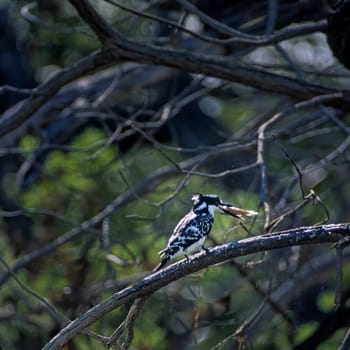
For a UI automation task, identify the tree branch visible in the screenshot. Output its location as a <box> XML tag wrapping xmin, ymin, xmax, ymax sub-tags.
<box><xmin>68</xmin><ymin>0</ymin><xmax>117</xmax><ymax>43</ymax></box>
<box><xmin>43</xmin><ymin>223</ymin><xmax>350</xmax><ymax>350</ymax></box>
<box><xmin>1</xmin><ymin>1</ymin><xmax>347</xmax><ymax>143</ymax></box>
<box><xmin>0</xmin><ymin>49</ymin><xmax>110</xmax><ymax>138</ymax></box>
<box><xmin>175</xmin><ymin>0</ymin><xmax>327</xmax><ymax>44</ymax></box>
<box><xmin>63</xmin><ymin>1</ymin><xmax>350</xmax><ymax>106</ymax></box>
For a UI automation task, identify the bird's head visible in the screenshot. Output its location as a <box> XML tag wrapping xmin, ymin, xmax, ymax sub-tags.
<box><xmin>191</xmin><ymin>193</ymin><xmax>220</xmax><ymax>215</ymax></box>
<box><xmin>191</xmin><ymin>193</ymin><xmax>258</xmax><ymax>219</ymax></box>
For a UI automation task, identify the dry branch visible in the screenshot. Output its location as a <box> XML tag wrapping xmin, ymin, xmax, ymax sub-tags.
<box><xmin>0</xmin><ymin>49</ymin><xmax>110</xmax><ymax>138</ymax></box>
<box><xmin>1</xmin><ymin>0</ymin><xmax>349</xmax><ymax>145</ymax></box>
<box><xmin>67</xmin><ymin>0</ymin><xmax>348</xmax><ymax>105</ymax></box>
<box><xmin>43</xmin><ymin>223</ymin><xmax>350</xmax><ymax>350</ymax></box>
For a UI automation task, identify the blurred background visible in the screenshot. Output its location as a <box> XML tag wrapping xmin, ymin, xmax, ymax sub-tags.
<box><xmin>1</xmin><ymin>0</ymin><xmax>350</xmax><ymax>349</ymax></box>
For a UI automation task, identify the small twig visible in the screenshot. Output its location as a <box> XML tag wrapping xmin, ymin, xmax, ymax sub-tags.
<box><xmin>233</xmin><ymin>259</ymin><xmax>292</xmax><ymax>325</ymax></box>
<box><xmin>265</xmin><ymin>0</ymin><xmax>278</xmax><ymax>34</ymax></box>
<box><xmin>305</xmin><ymin>134</ymin><xmax>350</xmax><ymax>174</ymax></box>
<box><xmin>335</xmin><ymin>246</ymin><xmax>344</xmax><ymax>309</ymax></box>
<box><xmin>0</xmin><ymin>85</ymin><xmax>35</xmax><ymax>96</ymax></box>
<box><xmin>332</xmin><ymin>236</ymin><xmax>350</xmax><ymax>308</ymax></box>
<box><xmin>233</xmin><ymin>257</ymin><xmax>275</xmax><ymax>347</ymax></box>
<box><xmin>273</xmin><ymin>135</ymin><xmax>306</xmax><ymax>198</ymax></box>
<box><xmin>0</xmin><ymin>256</ymin><xmax>64</xmax><ymax>324</ymax></box>
<box><xmin>338</xmin><ymin>327</ymin><xmax>350</xmax><ymax>350</ymax></box>
<box><xmin>0</xmin><ymin>256</ymin><xmax>106</xmax><ymax>342</ymax></box>
<box><xmin>310</xmin><ymin>189</ymin><xmax>330</xmax><ymax>225</ymax></box>
<box><xmin>257</xmin><ymin>94</ymin><xmax>343</xmax><ymax>229</ymax></box>
<box><xmin>321</xmin><ymin>105</ymin><xmax>350</xmax><ymax>135</ymax></box>
<box><xmin>21</xmin><ymin>2</ymin><xmax>90</xmax><ymax>35</ymax></box>
<box><xmin>106</xmin><ymin>297</ymin><xmax>148</xmax><ymax>349</ymax></box>
<box><xmin>103</xmin><ymin>0</ymin><xmax>227</xmax><ymax>45</ymax></box>
<box><xmin>265</xmin><ymin>189</ymin><xmax>327</xmax><ymax>232</ymax></box>
<box><xmin>176</xmin><ymin>0</ymin><xmax>326</xmax><ymax>44</ymax></box>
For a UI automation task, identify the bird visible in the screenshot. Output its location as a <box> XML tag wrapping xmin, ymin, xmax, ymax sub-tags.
<box><xmin>153</xmin><ymin>193</ymin><xmax>258</xmax><ymax>271</ymax></box>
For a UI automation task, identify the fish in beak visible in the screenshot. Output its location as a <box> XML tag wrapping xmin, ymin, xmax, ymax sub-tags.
<box><xmin>218</xmin><ymin>201</ymin><xmax>258</xmax><ymax>220</ymax></box>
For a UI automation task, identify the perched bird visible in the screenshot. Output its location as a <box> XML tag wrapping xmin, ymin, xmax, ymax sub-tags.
<box><xmin>154</xmin><ymin>193</ymin><xmax>258</xmax><ymax>271</ymax></box>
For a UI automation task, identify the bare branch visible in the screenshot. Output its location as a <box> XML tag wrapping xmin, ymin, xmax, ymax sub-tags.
<box><xmin>1</xmin><ymin>3</ymin><xmax>346</xmax><ymax>145</ymax></box>
<box><xmin>43</xmin><ymin>223</ymin><xmax>350</xmax><ymax>349</ymax></box>
<box><xmin>176</xmin><ymin>0</ymin><xmax>326</xmax><ymax>44</ymax></box>
<box><xmin>68</xmin><ymin>0</ymin><xmax>117</xmax><ymax>43</ymax></box>
<box><xmin>0</xmin><ymin>85</ymin><xmax>34</xmax><ymax>95</ymax></box>
<box><xmin>21</xmin><ymin>2</ymin><xmax>90</xmax><ymax>35</ymax></box>
<box><xmin>106</xmin><ymin>296</ymin><xmax>148</xmax><ymax>349</ymax></box>
<box><xmin>335</xmin><ymin>246</ymin><xmax>344</xmax><ymax>308</ymax></box>
<box><xmin>339</xmin><ymin>327</ymin><xmax>350</xmax><ymax>350</ymax></box>
<box><xmin>0</xmin><ymin>49</ymin><xmax>110</xmax><ymax>139</ymax></box>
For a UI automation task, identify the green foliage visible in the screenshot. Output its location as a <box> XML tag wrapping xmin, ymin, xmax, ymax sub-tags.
<box><xmin>133</xmin><ymin>314</ymin><xmax>167</xmax><ymax>349</ymax></box>
<box><xmin>317</xmin><ymin>290</ymin><xmax>335</xmax><ymax>313</ymax></box>
<box><xmin>20</xmin><ymin>128</ymin><xmax>120</xmax><ymax>217</ymax></box>
<box><xmin>294</xmin><ymin>321</ymin><xmax>318</xmax><ymax>345</ymax></box>
<box><xmin>318</xmin><ymin>328</ymin><xmax>349</xmax><ymax>350</ymax></box>
<box><xmin>258</xmin><ymin>320</ymin><xmax>291</xmax><ymax>350</ymax></box>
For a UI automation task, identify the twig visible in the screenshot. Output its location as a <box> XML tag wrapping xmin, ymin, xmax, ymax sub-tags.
<box><xmin>338</xmin><ymin>327</ymin><xmax>350</xmax><ymax>350</ymax></box>
<box><xmin>265</xmin><ymin>190</ymin><xmax>327</xmax><ymax>232</ymax></box>
<box><xmin>247</xmin><ymin>249</ymin><xmax>350</xmax><ymax>338</ymax></box>
<box><xmin>257</xmin><ymin>93</ymin><xmax>344</xmax><ymax>228</ymax></box>
<box><xmin>234</xmin><ymin>254</ymin><xmax>274</xmax><ymax>343</ymax></box>
<box><xmin>335</xmin><ymin>246</ymin><xmax>344</xmax><ymax>308</ymax></box>
<box><xmin>0</xmin><ymin>256</ymin><xmax>106</xmax><ymax>343</ymax></box>
<box><xmin>305</xmin><ymin>134</ymin><xmax>350</xmax><ymax>173</ymax></box>
<box><xmin>272</xmin><ymin>135</ymin><xmax>305</xmax><ymax>198</ymax></box>
<box><xmin>0</xmin><ymin>256</ymin><xmax>65</xmax><ymax>324</ymax></box>
<box><xmin>106</xmin><ymin>297</ymin><xmax>148</xmax><ymax>349</ymax></box>
<box><xmin>21</xmin><ymin>2</ymin><xmax>90</xmax><ymax>35</ymax></box>
<box><xmin>176</xmin><ymin>0</ymin><xmax>326</xmax><ymax>44</ymax></box>
<box><xmin>0</xmin><ymin>85</ymin><xmax>35</xmax><ymax>96</ymax></box>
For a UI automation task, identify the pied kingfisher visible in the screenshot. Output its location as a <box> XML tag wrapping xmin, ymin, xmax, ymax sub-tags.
<box><xmin>154</xmin><ymin>193</ymin><xmax>258</xmax><ymax>271</ymax></box>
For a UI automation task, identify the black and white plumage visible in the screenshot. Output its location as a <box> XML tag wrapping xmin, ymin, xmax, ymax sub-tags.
<box><xmin>154</xmin><ymin>193</ymin><xmax>258</xmax><ymax>271</ymax></box>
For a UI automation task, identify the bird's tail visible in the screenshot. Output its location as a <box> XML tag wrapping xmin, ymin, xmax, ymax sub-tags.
<box><xmin>153</xmin><ymin>245</ymin><xmax>180</xmax><ymax>272</ymax></box>
<box><xmin>153</xmin><ymin>256</ymin><xmax>170</xmax><ymax>272</ymax></box>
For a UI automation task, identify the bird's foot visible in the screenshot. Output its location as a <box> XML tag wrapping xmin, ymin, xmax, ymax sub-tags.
<box><xmin>201</xmin><ymin>246</ymin><xmax>209</xmax><ymax>254</ymax></box>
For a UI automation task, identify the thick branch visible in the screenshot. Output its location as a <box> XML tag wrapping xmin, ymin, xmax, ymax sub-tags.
<box><xmin>0</xmin><ymin>49</ymin><xmax>111</xmax><ymax>138</ymax></box>
<box><xmin>1</xmin><ymin>2</ymin><xmax>348</xmax><ymax>141</ymax></box>
<box><xmin>68</xmin><ymin>0</ymin><xmax>117</xmax><ymax>43</ymax></box>
<box><xmin>107</xmin><ymin>43</ymin><xmax>339</xmax><ymax>101</ymax></box>
<box><xmin>69</xmin><ymin>1</ymin><xmax>346</xmax><ymax>105</ymax></box>
<box><xmin>43</xmin><ymin>223</ymin><xmax>350</xmax><ymax>350</ymax></box>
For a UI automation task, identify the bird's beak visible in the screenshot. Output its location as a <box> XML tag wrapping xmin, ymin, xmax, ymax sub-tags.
<box><xmin>218</xmin><ymin>201</ymin><xmax>258</xmax><ymax>220</ymax></box>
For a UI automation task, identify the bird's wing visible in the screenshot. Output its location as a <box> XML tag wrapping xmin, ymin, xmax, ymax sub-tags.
<box><xmin>163</xmin><ymin>211</ymin><xmax>198</xmax><ymax>246</ymax></box>
<box><xmin>158</xmin><ymin>212</ymin><xmax>198</xmax><ymax>256</ymax></box>
<box><xmin>169</xmin><ymin>211</ymin><xmax>197</xmax><ymax>241</ymax></box>
<box><xmin>158</xmin><ymin>218</ymin><xmax>201</xmax><ymax>256</ymax></box>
